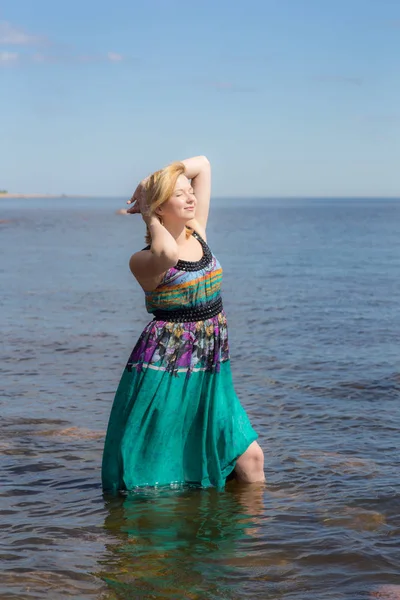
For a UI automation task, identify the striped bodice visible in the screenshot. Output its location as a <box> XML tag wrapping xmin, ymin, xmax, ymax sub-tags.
<box><xmin>145</xmin><ymin>231</ymin><xmax>223</xmax><ymax>315</ymax></box>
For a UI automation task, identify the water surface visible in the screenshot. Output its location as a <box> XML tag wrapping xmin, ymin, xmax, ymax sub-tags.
<box><xmin>1</xmin><ymin>197</ymin><xmax>400</xmax><ymax>599</ymax></box>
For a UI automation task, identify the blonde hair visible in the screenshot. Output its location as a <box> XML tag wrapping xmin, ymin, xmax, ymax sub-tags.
<box><xmin>144</xmin><ymin>161</ymin><xmax>191</xmax><ymax>245</ymax></box>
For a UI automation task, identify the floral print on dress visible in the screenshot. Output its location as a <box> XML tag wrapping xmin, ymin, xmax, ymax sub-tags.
<box><xmin>126</xmin><ymin>311</ymin><xmax>229</xmax><ymax>376</ymax></box>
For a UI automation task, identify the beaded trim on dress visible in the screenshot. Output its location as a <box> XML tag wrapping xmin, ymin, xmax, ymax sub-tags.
<box><xmin>175</xmin><ymin>231</ymin><xmax>213</xmax><ymax>272</ymax></box>
<box><xmin>142</xmin><ymin>230</ymin><xmax>212</xmax><ymax>272</ymax></box>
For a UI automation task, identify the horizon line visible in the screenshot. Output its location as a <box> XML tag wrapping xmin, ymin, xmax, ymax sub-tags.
<box><xmin>1</xmin><ymin>193</ymin><xmax>400</xmax><ymax>200</ymax></box>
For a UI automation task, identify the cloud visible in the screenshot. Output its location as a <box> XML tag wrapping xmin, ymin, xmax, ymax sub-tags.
<box><xmin>209</xmin><ymin>81</ymin><xmax>235</xmax><ymax>90</ymax></box>
<box><xmin>74</xmin><ymin>53</ymin><xmax>124</xmax><ymax>64</ymax></box>
<box><xmin>107</xmin><ymin>52</ymin><xmax>123</xmax><ymax>62</ymax></box>
<box><xmin>31</xmin><ymin>52</ymin><xmax>52</xmax><ymax>64</ymax></box>
<box><xmin>204</xmin><ymin>80</ymin><xmax>258</xmax><ymax>93</ymax></box>
<box><xmin>0</xmin><ymin>51</ymin><xmax>19</xmax><ymax>65</ymax></box>
<box><xmin>0</xmin><ymin>20</ymin><xmax>45</xmax><ymax>46</ymax></box>
<box><xmin>313</xmin><ymin>75</ymin><xmax>363</xmax><ymax>87</ymax></box>
<box><xmin>219</xmin><ymin>54</ymin><xmax>272</xmax><ymax>66</ymax></box>
<box><xmin>355</xmin><ymin>114</ymin><xmax>399</xmax><ymax>124</ymax></box>
<box><xmin>0</xmin><ymin>51</ymin><xmax>124</xmax><ymax>66</ymax></box>
<box><xmin>0</xmin><ymin>21</ymin><xmax>124</xmax><ymax>69</ymax></box>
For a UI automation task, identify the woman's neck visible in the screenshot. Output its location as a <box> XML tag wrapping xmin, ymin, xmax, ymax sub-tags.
<box><xmin>164</xmin><ymin>222</ymin><xmax>190</xmax><ymax>246</ymax></box>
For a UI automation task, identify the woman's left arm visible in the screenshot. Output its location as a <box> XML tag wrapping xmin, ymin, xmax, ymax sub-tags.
<box><xmin>181</xmin><ymin>155</ymin><xmax>211</xmax><ymax>234</ymax></box>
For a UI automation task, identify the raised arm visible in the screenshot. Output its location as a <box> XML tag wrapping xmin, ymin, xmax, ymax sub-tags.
<box><xmin>126</xmin><ymin>155</ymin><xmax>211</xmax><ymax>291</ymax></box>
<box><xmin>180</xmin><ymin>156</ymin><xmax>211</xmax><ymax>236</ymax></box>
<box><xmin>129</xmin><ymin>205</ymin><xmax>179</xmax><ymax>292</ymax></box>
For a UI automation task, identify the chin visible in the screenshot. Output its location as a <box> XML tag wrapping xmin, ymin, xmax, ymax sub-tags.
<box><xmin>180</xmin><ymin>209</ymin><xmax>194</xmax><ymax>218</ymax></box>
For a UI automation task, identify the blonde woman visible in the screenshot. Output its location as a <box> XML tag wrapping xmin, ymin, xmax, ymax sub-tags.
<box><xmin>101</xmin><ymin>156</ymin><xmax>265</xmax><ymax>492</ymax></box>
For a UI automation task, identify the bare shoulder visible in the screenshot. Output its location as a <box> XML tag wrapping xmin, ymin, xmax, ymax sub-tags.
<box><xmin>128</xmin><ymin>248</ymin><xmax>149</xmax><ymax>276</ymax></box>
<box><xmin>129</xmin><ymin>249</ymin><xmax>167</xmax><ymax>292</ymax></box>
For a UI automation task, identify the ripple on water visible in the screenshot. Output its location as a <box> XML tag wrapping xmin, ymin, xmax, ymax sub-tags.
<box><xmin>1</xmin><ymin>198</ymin><xmax>400</xmax><ymax>598</ymax></box>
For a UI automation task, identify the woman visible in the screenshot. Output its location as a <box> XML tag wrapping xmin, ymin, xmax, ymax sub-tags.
<box><xmin>101</xmin><ymin>156</ymin><xmax>265</xmax><ymax>493</ymax></box>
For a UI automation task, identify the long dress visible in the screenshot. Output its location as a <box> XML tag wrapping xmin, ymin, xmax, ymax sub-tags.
<box><xmin>101</xmin><ymin>230</ymin><xmax>258</xmax><ymax>493</ymax></box>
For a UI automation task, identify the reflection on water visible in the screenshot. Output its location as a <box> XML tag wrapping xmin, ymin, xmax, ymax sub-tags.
<box><xmin>99</xmin><ymin>483</ymin><xmax>267</xmax><ymax>599</ymax></box>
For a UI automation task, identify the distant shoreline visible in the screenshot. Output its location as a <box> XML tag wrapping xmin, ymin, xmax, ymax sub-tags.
<box><xmin>0</xmin><ymin>194</ymin><xmax>91</xmax><ymax>199</ymax></box>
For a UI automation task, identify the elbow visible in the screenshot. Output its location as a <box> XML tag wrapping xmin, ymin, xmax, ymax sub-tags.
<box><xmin>201</xmin><ymin>155</ymin><xmax>210</xmax><ymax>166</ymax></box>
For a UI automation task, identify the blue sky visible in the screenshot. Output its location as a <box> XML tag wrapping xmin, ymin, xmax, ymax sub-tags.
<box><xmin>1</xmin><ymin>0</ymin><xmax>399</xmax><ymax>197</ymax></box>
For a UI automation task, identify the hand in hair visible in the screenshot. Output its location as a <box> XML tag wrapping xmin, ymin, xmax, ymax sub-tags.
<box><xmin>126</xmin><ymin>177</ymin><xmax>150</xmax><ymax>217</ymax></box>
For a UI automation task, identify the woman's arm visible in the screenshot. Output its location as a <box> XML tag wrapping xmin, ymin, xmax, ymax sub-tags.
<box><xmin>180</xmin><ymin>156</ymin><xmax>211</xmax><ymax>234</ymax></box>
<box><xmin>129</xmin><ymin>212</ymin><xmax>179</xmax><ymax>292</ymax></box>
<box><xmin>126</xmin><ymin>155</ymin><xmax>211</xmax><ymax>290</ymax></box>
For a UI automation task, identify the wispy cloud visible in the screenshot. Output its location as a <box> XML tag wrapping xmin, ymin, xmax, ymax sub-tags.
<box><xmin>203</xmin><ymin>80</ymin><xmax>258</xmax><ymax>93</ymax></box>
<box><xmin>31</xmin><ymin>52</ymin><xmax>52</xmax><ymax>64</ymax></box>
<box><xmin>355</xmin><ymin>113</ymin><xmax>399</xmax><ymax>124</ymax></box>
<box><xmin>219</xmin><ymin>54</ymin><xmax>272</xmax><ymax>65</ymax></box>
<box><xmin>0</xmin><ymin>20</ymin><xmax>124</xmax><ymax>67</ymax></box>
<box><xmin>313</xmin><ymin>75</ymin><xmax>363</xmax><ymax>87</ymax></box>
<box><xmin>107</xmin><ymin>52</ymin><xmax>123</xmax><ymax>62</ymax></box>
<box><xmin>0</xmin><ymin>51</ymin><xmax>19</xmax><ymax>65</ymax></box>
<box><xmin>63</xmin><ymin>52</ymin><xmax>125</xmax><ymax>64</ymax></box>
<box><xmin>0</xmin><ymin>51</ymin><xmax>125</xmax><ymax>67</ymax></box>
<box><xmin>0</xmin><ymin>20</ymin><xmax>46</xmax><ymax>46</ymax></box>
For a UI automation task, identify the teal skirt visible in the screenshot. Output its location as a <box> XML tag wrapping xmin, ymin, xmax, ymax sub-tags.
<box><xmin>101</xmin><ymin>312</ymin><xmax>258</xmax><ymax>493</ymax></box>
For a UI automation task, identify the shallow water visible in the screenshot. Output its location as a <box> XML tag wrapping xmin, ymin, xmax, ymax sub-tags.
<box><xmin>1</xmin><ymin>197</ymin><xmax>400</xmax><ymax>599</ymax></box>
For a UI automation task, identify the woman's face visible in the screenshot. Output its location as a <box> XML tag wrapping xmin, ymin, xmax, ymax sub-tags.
<box><xmin>158</xmin><ymin>174</ymin><xmax>196</xmax><ymax>223</ymax></box>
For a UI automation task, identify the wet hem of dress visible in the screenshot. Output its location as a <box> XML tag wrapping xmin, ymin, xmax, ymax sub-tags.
<box><xmin>101</xmin><ymin>432</ymin><xmax>260</xmax><ymax>495</ymax></box>
<box><xmin>218</xmin><ymin>431</ymin><xmax>260</xmax><ymax>485</ymax></box>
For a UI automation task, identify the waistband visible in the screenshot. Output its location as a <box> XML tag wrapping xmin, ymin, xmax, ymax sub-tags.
<box><xmin>152</xmin><ymin>296</ymin><xmax>223</xmax><ymax>323</ymax></box>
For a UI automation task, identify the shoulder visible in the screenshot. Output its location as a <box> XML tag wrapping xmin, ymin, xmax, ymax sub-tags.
<box><xmin>129</xmin><ymin>247</ymin><xmax>150</xmax><ymax>273</ymax></box>
<box><xmin>129</xmin><ymin>249</ymin><xmax>169</xmax><ymax>292</ymax></box>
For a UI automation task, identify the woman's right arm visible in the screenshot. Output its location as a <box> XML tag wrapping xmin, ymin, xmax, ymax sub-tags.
<box><xmin>129</xmin><ymin>215</ymin><xmax>179</xmax><ymax>290</ymax></box>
